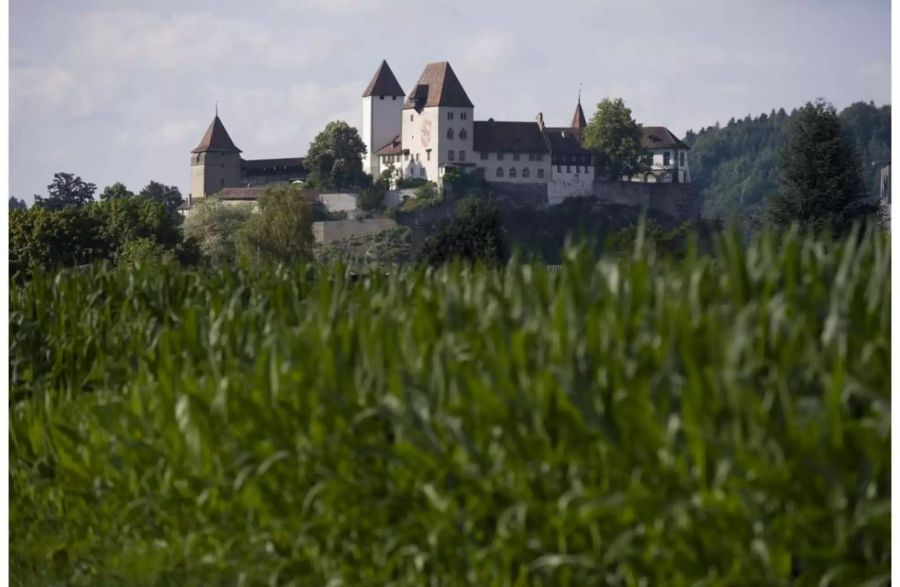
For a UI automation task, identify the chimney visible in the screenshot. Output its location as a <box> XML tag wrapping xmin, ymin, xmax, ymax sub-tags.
<box><xmin>536</xmin><ymin>112</ymin><xmax>544</xmax><ymax>130</ymax></box>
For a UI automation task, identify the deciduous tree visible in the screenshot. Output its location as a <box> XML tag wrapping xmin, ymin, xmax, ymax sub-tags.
<box><xmin>34</xmin><ymin>172</ymin><xmax>97</xmax><ymax>210</ymax></box>
<box><xmin>237</xmin><ymin>184</ymin><xmax>315</xmax><ymax>264</ymax></box>
<box><xmin>582</xmin><ymin>98</ymin><xmax>649</xmax><ymax>181</ymax></box>
<box><xmin>305</xmin><ymin>121</ymin><xmax>368</xmax><ymax>189</ymax></box>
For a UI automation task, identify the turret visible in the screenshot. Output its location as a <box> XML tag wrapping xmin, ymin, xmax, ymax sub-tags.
<box><xmin>190</xmin><ymin>112</ymin><xmax>243</xmax><ymax>200</ymax></box>
<box><xmin>361</xmin><ymin>60</ymin><xmax>405</xmax><ymax>176</ymax></box>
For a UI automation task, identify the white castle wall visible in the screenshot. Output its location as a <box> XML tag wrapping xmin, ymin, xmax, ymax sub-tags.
<box><xmin>548</xmin><ymin>165</ymin><xmax>595</xmax><ymax>206</ymax></box>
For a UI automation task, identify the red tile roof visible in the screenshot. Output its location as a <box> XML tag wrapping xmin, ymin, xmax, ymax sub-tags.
<box><xmin>192</xmin><ymin>115</ymin><xmax>242</xmax><ymax>154</ymax></box>
<box><xmin>362</xmin><ymin>60</ymin><xmax>405</xmax><ymax>97</ymax></box>
<box><xmin>641</xmin><ymin>127</ymin><xmax>690</xmax><ymax>150</ymax></box>
<box><xmin>403</xmin><ymin>62</ymin><xmax>473</xmax><ymax>110</ymax></box>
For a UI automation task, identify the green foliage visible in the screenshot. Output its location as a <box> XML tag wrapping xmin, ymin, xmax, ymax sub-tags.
<box><xmin>608</xmin><ymin>218</ymin><xmax>724</xmax><ymax>258</ymax></box>
<box><xmin>768</xmin><ymin>100</ymin><xmax>875</xmax><ymax>234</ymax></box>
<box><xmin>117</xmin><ymin>238</ymin><xmax>179</xmax><ymax>268</ymax></box>
<box><xmin>9</xmin><ymin>196</ymin><xmax>28</xmax><ymax>210</ymax></box>
<box><xmin>358</xmin><ymin>169</ymin><xmax>393</xmax><ymax>212</ymax></box>
<box><xmin>99</xmin><ymin>182</ymin><xmax>135</xmax><ymax>201</ymax></box>
<box><xmin>442</xmin><ymin>168</ymin><xmax>491</xmax><ymax>196</ymax></box>
<box><xmin>9</xmin><ymin>227</ymin><xmax>890</xmax><ymax>585</ymax></box>
<box><xmin>399</xmin><ymin>181</ymin><xmax>443</xmax><ymax>212</ymax></box>
<box><xmin>582</xmin><ymin>98</ymin><xmax>649</xmax><ymax>180</ymax></box>
<box><xmin>315</xmin><ymin>226</ymin><xmax>411</xmax><ymax>266</ymax></box>
<box><xmin>34</xmin><ymin>172</ymin><xmax>97</xmax><ymax>210</ymax></box>
<box><xmin>182</xmin><ymin>199</ymin><xmax>253</xmax><ymax>267</ymax></box>
<box><xmin>395</xmin><ymin>176</ymin><xmax>428</xmax><ymax>189</ymax></box>
<box><xmin>139</xmin><ymin>181</ymin><xmax>184</xmax><ymax>213</ymax></box>
<box><xmin>10</xmin><ymin>197</ymin><xmax>187</xmax><ymax>279</ymax></box>
<box><xmin>687</xmin><ymin>102</ymin><xmax>890</xmax><ymax>219</ymax></box>
<box><xmin>236</xmin><ymin>184</ymin><xmax>315</xmax><ymax>264</ymax></box>
<box><xmin>419</xmin><ymin>196</ymin><xmax>506</xmax><ymax>265</ymax></box>
<box><xmin>305</xmin><ymin>121</ymin><xmax>368</xmax><ymax>189</ymax></box>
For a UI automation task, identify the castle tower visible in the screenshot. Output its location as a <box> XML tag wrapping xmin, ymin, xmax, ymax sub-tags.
<box><xmin>190</xmin><ymin>112</ymin><xmax>243</xmax><ymax>200</ymax></box>
<box><xmin>570</xmin><ymin>94</ymin><xmax>587</xmax><ymax>142</ymax></box>
<box><xmin>401</xmin><ymin>61</ymin><xmax>474</xmax><ymax>181</ymax></box>
<box><xmin>361</xmin><ymin>60</ymin><xmax>405</xmax><ymax>176</ymax></box>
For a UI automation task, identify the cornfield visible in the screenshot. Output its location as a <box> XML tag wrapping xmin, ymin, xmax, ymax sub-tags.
<box><xmin>9</xmin><ymin>227</ymin><xmax>890</xmax><ymax>585</ymax></box>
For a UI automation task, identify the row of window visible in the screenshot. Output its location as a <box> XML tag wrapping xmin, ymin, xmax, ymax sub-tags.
<box><xmin>496</xmin><ymin>167</ymin><xmax>545</xmax><ymax>179</ymax></box>
<box><xmin>479</xmin><ymin>152</ymin><xmax>545</xmax><ymax>162</ymax></box>
<box><xmin>447</xmin><ymin>111</ymin><xmax>468</xmax><ymax>120</ymax></box>
<box><xmin>557</xmin><ymin>165</ymin><xmax>588</xmax><ymax>174</ymax></box>
<box><xmin>661</xmin><ymin>152</ymin><xmax>687</xmax><ymax>167</ymax></box>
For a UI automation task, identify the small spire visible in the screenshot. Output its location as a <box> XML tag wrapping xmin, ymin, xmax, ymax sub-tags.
<box><xmin>578</xmin><ymin>83</ymin><xmax>582</xmax><ymax>104</ymax></box>
<box><xmin>215</xmin><ymin>101</ymin><xmax>219</xmax><ymax>117</ymax></box>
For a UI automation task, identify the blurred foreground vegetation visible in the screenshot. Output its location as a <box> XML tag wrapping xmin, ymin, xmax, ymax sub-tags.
<box><xmin>9</xmin><ymin>226</ymin><xmax>890</xmax><ymax>585</ymax></box>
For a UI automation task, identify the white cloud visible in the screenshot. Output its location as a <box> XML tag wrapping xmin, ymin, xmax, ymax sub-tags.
<box><xmin>11</xmin><ymin>65</ymin><xmax>124</xmax><ymax>120</ymax></box>
<box><xmin>74</xmin><ymin>8</ymin><xmax>330</xmax><ymax>72</ymax></box>
<box><xmin>461</xmin><ymin>30</ymin><xmax>517</xmax><ymax>75</ymax></box>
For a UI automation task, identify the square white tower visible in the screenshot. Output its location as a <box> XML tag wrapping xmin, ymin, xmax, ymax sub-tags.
<box><xmin>361</xmin><ymin>60</ymin><xmax>405</xmax><ymax>176</ymax></box>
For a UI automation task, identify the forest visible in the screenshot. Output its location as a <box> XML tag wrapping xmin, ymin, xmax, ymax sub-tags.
<box><xmin>685</xmin><ymin>101</ymin><xmax>890</xmax><ymax>220</ymax></box>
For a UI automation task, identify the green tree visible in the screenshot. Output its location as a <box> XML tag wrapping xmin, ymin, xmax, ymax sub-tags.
<box><xmin>768</xmin><ymin>100</ymin><xmax>876</xmax><ymax>234</ymax></box>
<box><xmin>419</xmin><ymin>196</ymin><xmax>507</xmax><ymax>266</ymax></box>
<box><xmin>117</xmin><ymin>238</ymin><xmax>178</xmax><ymax>268</ymax></box>
<box><xmin>139</xmin><ymin>181</ymin><xmax>183</xmax><ymax>212</ymax></box>
<box><xmin>92</xmin><ymin>197</ymin><xmax>182</xmax><ymax>254</ymax></box>
<box><xmin>237</xmin><ymin>184</ymin><xmax>315</xmax><ymax>264</ymax></box>
<box><xmin>305</xmin><ymin>121</ymin><xmax>368</xmax><ymax>189</ymax></box>
<box><xmin>34</xmin><ymin>172</ymin><xmax>97</xmax><ymax>210</ymax></box>
<box><xmin>582</xmin><ymin>98</ymin><xmax>649</xmax><ymax>181</ymax></box>
<box><xmin>9</xmin><ymin>196</ymin><xmax>27</xmax><ymax>210</ymax></box>
<box><xmin>10</xmin><ymin>206</ymin><xmax>109</xmax><ymax>278</ymax></box>
<box><xmin>182</xmin><ymin>199</ymin><xmax>253</xmax><ymax>267</ymax></box>
<box><xmin>100</xmin><ymin>182</ymin><xmax>135</xmax><ymax>201</ymax></box>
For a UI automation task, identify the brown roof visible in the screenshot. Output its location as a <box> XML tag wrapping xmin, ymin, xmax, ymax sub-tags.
<box><xmin>403</xmin><ymin>62</ymin><xmax>473</xmax><ymax>110</ymax></box>
<box><xmin>192</xmin><ymin>115</ymin><xmax>242</xmax><ymax>154</ymax></box>
<box><xmin>374</xmin><ymin>134</ymin><xmax>402</xmax><ymax>156</ymax></box>
<box><xmin>362</xmin><ymin>60</ymin><xmax>405</xmax><ymax>97</ymax></box>
<box><xmin>543</xmin><ymin>127</ymin><xmax>591</xmax><ymax>155</ymax></box>
<box><xmin>571</xmin><ymin>100</ymin><xmax>587</xmax><ymax>129</ymax></box>
<box><xmin>474</xmin><ymin>120</ymin><xmax>548</xmax><ymax>153</ymax></box>
<box><xmin>210</xmin><ymin>187</ymin><xmax>269</xmax><ymax>200</ymax></box>
<box><xmin>641</xmin><ymin>127</ymin><xmax>690</xmax><ymax>150</ymax></box>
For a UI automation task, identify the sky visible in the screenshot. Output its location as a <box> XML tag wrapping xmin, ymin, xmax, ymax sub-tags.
<box><xmin>10</xmin><ymin>0</ymin><xmax>891</xmax><ymax>203</ymax></box>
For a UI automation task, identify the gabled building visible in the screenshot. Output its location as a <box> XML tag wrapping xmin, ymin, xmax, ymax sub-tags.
<box><xmin>630</xmin><ymin>126</ymin><xmax>691</xmax><ymax>184</ymax></box>
<box><xmin>186</xmin><ymin>112</ymin><xmax>308</xmax><ymax>212</ymax></box>
<box><xmin>364</xmin><ymin>60</ymin><xmax>595</xmax><ymax>204</ymax></box>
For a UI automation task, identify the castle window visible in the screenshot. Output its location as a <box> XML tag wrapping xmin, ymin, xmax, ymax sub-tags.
<box><xmin>480</xmin><ymin>152</ymin><xmax>488</xmax><ymax>160</ymax></box>
<box><xmin>448</xmin><ymin>112</ymin><xmax>454</xmax><ymax>120</ymax></box>
<box><xmin>680</xmin><ymin>151</ymin><xmax>685</xmax><ymax>166</ymax></box>
<box><xmin>461</xmin><ymin>112</ymin><xmax>467</xmax><ymax>120</ymax></box>
<box><xmin>536</xmin><ymin>154</ymin><xmax>543</xmax><ymax>162</ymax></box>
<box><xmin>537</xmin><ymin>169</ymin><xmax>545</xmax><ymax>179</ymax></box>
<box><xmin>379</xmin><ymin>95</ymin><xmax>384</xmax><ymax>100</ymax></box>
<box><xmin>664</xmin><ymin>152</ymin><xmax>671</xmax><ymax>166</ymax></box>
<box><xmin>576</xmin><ymin>166</ymin><xmax>581</xmax><ymax>173</ymax></box>
<box><xmin>496</xmin><ymin>167</ymin><xmax>504</xmax><ymax>178</ymax></box>
<box><xmin>447</xmin><ymin>128</ymin><xmax>454</xmax><ymax>139</ymax></box>
<box><xmin>427</xmin><ymin>150</ymin><xmax>431</xmax><ymax>161</ymax></box>
<box><xmin>509</xmin><ymin>167</ymin><xmax>517</xmax><ymax>178</ymax></box>
<box><xmin>448</xmin><ymin>150</ymin><xmax>455</xmax><ymax>161</ymax></box>
<box><xmin>416</xmin><ymin>153</ymin><xmax>420</xmax><ymax>162</ymax></box>
<box><xmin>567</xmin><ymin>165</ymin><xmax>571</xmax><ymax>173</ymax></box>
<box><xmin>459</xmin><ymin>128</ymin><xmax>467</xmax><ymax>139</ymax></box>
<box><xmin>512</xmin><ymin>153</ymin><xmax>519</xmax><ymax>161</ymax></box>
<box><xmin>557</xmin><ymin>165</ymin><xmax>561</xmax><ymax>173</ymax></box>
<box><xmin>497</xmin><ymin>152</ymin><xmax>505</xmax><ymax>161</ymax></box>
<box><xmin>522</xmin><ymin>168</ymin><xmax>530</xmax><ymax>178</ymax></box>
<box><xmin>410</xmin><ymin>114</ymin><xmax>414</xmax><ymax>122</ymax></box>
<box><xmin>459</xmin><ymin>150</ymin><xmax>466</xmax><ymax>161</ymax></box>
<box><xmin>528</xmin><ymin>153</ymin><xmax>534</xmax><ymax>162</ymax></box>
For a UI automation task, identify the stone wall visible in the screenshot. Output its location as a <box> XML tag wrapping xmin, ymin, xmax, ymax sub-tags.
<box><xmin>313</xmin><ymin>218</ymin><xmax>398</xmax><ymax>244</ymax></box>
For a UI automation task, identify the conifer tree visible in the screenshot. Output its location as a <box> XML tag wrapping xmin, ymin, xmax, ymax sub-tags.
<box><xmin>768</xmin><ymin>100</ymin><xmax>875</xmax><ymax>234</ymax></box>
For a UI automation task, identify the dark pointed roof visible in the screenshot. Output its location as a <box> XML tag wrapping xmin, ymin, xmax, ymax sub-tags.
<box><xmin>362</xmin><ymin>60</ymin><xmax>405</xmax><ymax>97</ymax></box>
<box><xmin>571</xmin><ymin>100</ymin><xmax>587</xmax><ymax>129</ymax></box>
<box><xmin>640</xmin><ymin>127</ymin><xmax>690</xmax><ymax>150</ymax></box>
<box><xmin>403</xmin><ymin>61</ymin><xmax>474</xmax><ymax>110</ymax></box>
<box><xmin>192</xmin><ymin>115</ymin><xmax>241</xmax><ymax>154</ymax></box>
<box><xmin>474</xmin><ymin>120</ymin><xmax>548</xmax><ymax>153</ymax></box>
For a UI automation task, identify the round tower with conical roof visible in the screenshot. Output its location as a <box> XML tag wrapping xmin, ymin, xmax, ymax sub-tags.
<box><xmin>190</xmin><ymin>113</ymin><xmax>243</xmax><ymax>201</ymax></box>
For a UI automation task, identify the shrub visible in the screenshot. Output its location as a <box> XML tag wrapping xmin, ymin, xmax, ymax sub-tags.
<box><xmin>419</xmin><ymin>196</ymin><xmax>506</xmax><ymax>265</ymax></box>
<box><xmin>182</xmin><ymin>199</ymin><xmax>253</xmax><ymax>267</ymax></box>
<box><xmin>399</xmin><ymin>181</ymin><xmax>443</xmax><ymax>212</ymax></box>
<box><xmin>236</xmin><ymin>184</ymin><xmax>315</xmax><ymax>264</ymax></box>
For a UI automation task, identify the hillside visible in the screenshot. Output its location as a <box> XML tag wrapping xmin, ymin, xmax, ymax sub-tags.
<box><xmin>685</xmin><ymin>102</ymin><xmax>890</xmax><ymax>219</ymax></box>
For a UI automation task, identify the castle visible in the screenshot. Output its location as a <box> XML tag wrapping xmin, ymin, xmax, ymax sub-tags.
<box><xmin>184</xmin><ymin>60</ymin><xmax>690</xmax><ymax>211</ymax></box>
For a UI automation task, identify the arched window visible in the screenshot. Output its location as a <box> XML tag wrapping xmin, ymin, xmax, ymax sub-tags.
<box><xmin>447</xmin><ymin>128</ymin><xmax>454</xmax><ymax>139</ymax></box>
<box><xmin>459</xmin><ymin>128</ymin><xmax>467</xmax><ymax>139</ymax></box>
<box><xmin>496</xmin><ymin>167</ymin><xmax>504</xmax><ymax>178</ymax></box>
<box><xmin>522</xmin><ymin>167</ymin><xmax>530</xmax><ymax>178</ymax></box>
<box><xmin>509</xmin><ymin>167</ymin><xmax>517</xmax><ymax>178</ymax></box>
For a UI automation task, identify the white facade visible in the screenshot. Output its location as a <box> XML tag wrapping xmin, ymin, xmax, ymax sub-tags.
<box><xmin>645</xmin><ymin>148</ymin><xmax>691</xmax><ymax>183</ymax></box>
<box><xmin>400</xmin><ymin>106</ymin><xmax>474</xmax><ymax>181</ymax></box>
<box><xmin>362</xmin><ymin>95</ymin><xmax>403</xmax><ymax>176</ymax></box>
<box><xmin>475</xmin><ymin>152</ymin><xmax>551</xmax><ymax>183</ymax></box>
<box><xmin>548</xmin><ymin>165</ymin><xmax>595</xmax><ymax>205</ymax></box>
